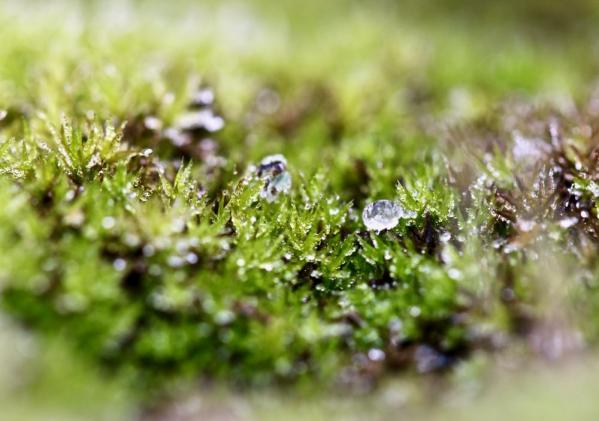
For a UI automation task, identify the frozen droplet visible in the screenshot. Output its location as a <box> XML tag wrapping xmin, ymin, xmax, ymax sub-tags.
<box><xmin>257</xmin><ymin>154</ymin><xmax>287</xmax><ymax>177</ymax></box>
<box><xmin>190</xmin><ymin>87</ymin><xmax>215</xmax><ymax>107</ymax></box>
<box><xmin>143</xmin><ymin>116</ymin><xmax>162</xmax><ymax>131</ymax></box>
<box><xmin>368</xmin><ymin>348</ymin><xmax>385</xmax><ymax>362</ymax></box>
<box><xmin>143</xmin><ymin>244</ymin><xmax>156</xmax><ymax>257</ymax></box>
<box><xmin>260</xmin><ymin>171</ymin><xmax>292</xmax><ymax>202</ymax></box>
<box><xmin>140</xmin><ymin>147</ymin><xmax>153</xmax><ymax>156</ymax></box>
<box><xmin>101</xmin><ymin>216</ymin><xmax>116</xmax><ymax>230</ymax></box>
<box><xmin>215</xmin><ymin>310</ymin><xmax>235</xmax><ymax>325</ymax></box>
<box><xmin>409</xmin><ymin>306</ymin><xmax>421</xmax><ymax>317</ymax></box>
<box><xmin>176</xmin><ymin>110</ymin><xmax>224</xmax><ymax>132</ymax></box>
<box><xmin>113</xmin><ymin>258</ymin><xmax>127</xmax><ymax>271</ymax></box>
<box><xmin>185</xmin><ymin>252</ymin><xmax>198</xmax><ymax>264</ymax></box>
<box><xmin>257</xmin><ymin>154</ymin><xmax>291</xmax><ymax>202</ymax></box>
<box><xmin>65</xmin><ymin>190</ymin><xmax>76</xmax><ymax>201</ymax></box>
<box><xmin>560</xmin><ymin>217</ymin><xmax>578</xmax><ymax>229</ymax></box>
<box><xmin>164</xmin><ymin>127</ymin><xmax>191</xmax><ymax>147</ymax></box>
<box><xmin>261</xmin><ymin>262</ymin><xmax>274</xmax><ymax>272</ymax></box>
<box><xmin>362</xmin><ymin>200</ymin><xmax>407</xmax><ymax>231</ymax></box>
<box><xmin>448</xmin><ymin>268</ymin><xmax>462</xmax><ymax>280</ymax></box>
<box><xmin>167</xmin><ymin>255</ymin><xmax>185</xmax><ymax>268</ymax></box>
<box><xmin>64</xmin><ymin>210</ymin><xmax>85</xmax><ymax>227</ymax></box>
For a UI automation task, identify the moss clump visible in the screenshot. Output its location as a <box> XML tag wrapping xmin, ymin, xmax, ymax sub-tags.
<box><xmin>1</xmin><ymin>0</ymin><xmax>599</xmax><ymax>404</ymax></box>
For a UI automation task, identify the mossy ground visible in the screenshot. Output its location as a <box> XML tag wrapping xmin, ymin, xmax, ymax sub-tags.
<box><xmin>2</xmin><ymin>0</ymin><xmax>599</xmax><ymax>419</ymax></box>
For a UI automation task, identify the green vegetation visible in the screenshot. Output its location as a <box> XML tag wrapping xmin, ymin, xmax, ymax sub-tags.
<box><xmin>2</xmin><ymin>0</ymin><xmax>599</xmax><ymax>418</ymax></box>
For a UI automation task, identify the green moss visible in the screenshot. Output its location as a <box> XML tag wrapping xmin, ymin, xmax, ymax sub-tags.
<box><xmin>1</xmin><ymin>0</ymin><xmax>599</xmax><ymax>409</ymax></box>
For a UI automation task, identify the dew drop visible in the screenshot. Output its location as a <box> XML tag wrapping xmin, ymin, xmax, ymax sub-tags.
<box><xmin>190</xmin><ymin>87</ymin><xmax>215</xmax><ymax>107</ymax></box>
<box><xmin>362</xmin><ymin>200</ymin><xmax>408</xmax><ymax>231</ymax></box>
<box><xmin>409</xmin><ymin>306</ymin><xmax>421</xmax><ymax>317</ymax></box>
<box><xmin>101</xmin><ymin>216</ymin><xmax>116</xmax><ymax>230</ymax></box>
<box><xmin>440</xmin><ymin>232</ymin><xmax>451</xmax><ymax>243</ymax></box>
<box><xmin>257</xmin><ymin>154</ymin><xmax>287</xmax><ymax>176</ymax></box>
<box><xmin>143</xmin><ymin>116</ymin><xmax>162</xmax><ymax>131</ymax></box>
<box><xmin>140</xmin><ymin>148</ymin><xmax>153</xmax><ymax>157</ymax></box>
<box><xmin>256</xmin><ymin>154</ymin><xmax>292</xmax><ymax>202</ymax></box>
<box><xmin>368</xmin><ymin>348</ymin><xmax>386</xmax><ymax>362</ymax></box>
<box><xmin>560</xmin><ymin>217</ymin><xmax>579</xmax><ymax>229</ymax></box>
<box><xmin>113</xmin><ymin>258</ymin><xmax>127</xmax><ymax>272</ymax></box>
<box><xmin>176</xmin><ymin>110</ymin><xmax>224</xmax><ymax>132</ymax></box>
<box><xmin>260</xmin><ymin>172</ymin><xmax>291</xmax><ymax>202</ymax></box>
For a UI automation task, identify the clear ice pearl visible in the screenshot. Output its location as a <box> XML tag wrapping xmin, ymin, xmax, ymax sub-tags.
<box><xmin>362</xmin><ymin>200</ymin><xmax>405</xmax><ymax>231</ymax></box>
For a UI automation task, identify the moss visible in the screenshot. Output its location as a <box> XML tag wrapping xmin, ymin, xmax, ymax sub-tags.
<box><xmin>1</xmin><ymin>0</ymin><xmax>599</xmax><ymax>410</ymax></box>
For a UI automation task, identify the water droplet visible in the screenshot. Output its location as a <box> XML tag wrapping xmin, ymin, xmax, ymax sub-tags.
<box><xmin>368</xmin><ymin>348</ymin><xmax>385</xmax><ymax>362</ymax></box>
<box><xmin>190</xmin><ymin>87</ymin><xmax>215</xmax><ymax>107</ymax></box>
<box><xmin>64</xmin><ymin>210</ymin><xmax>85</xmax><ymax>227</ymax></box>
<box><xmin>101</xmin><ymin>216</ymin><xmax>116</xmax><ymax>230</ymax></box>
<box><xmin>113</xmin><ymin>258</ymin><xmax>127</xmax><ymax>271</ymax></box>
<box><xmin>215</xmin><ymin>310</ymin><xmax>235</xmax><ymax>325</ymax></box>
<box><xmin>185</xmin><ymin>252</ymin><xmax>198</xmax><ymax>264</ymax></box>
<box><xmin>409</xmin><ymin>306</ymin><xmax>421</xmax><ymax>317</ymax></box>
<box><xmin>440</xmin><ymin>232</ymin><xmax>451</xmax><ymax>243</ymax></box>
<box><xmin>176</xmin><ymin>110</ymin><xmax>224</xmax><ymax>132</ymax></box>
<box><xmin>164</xmin><ymin>127</ymin><xmax>191</xmax><ymax>147</ymax></box>
<box><xmin>560</xmin><ymin>217</ymin><xmax>579</xmax><ymax>229</ymax></box>
<box><xmin>362</xmin><ymin>200</ymin><xmax>407</xmax><ymax>231</ymax></box>
<box><xmin>448</xmin><ymin>268</ymin><xmax>462</xmax><ymax>280</ymax></box>
<box><xmin>257</xmin><ymin>154</ymin><xmax>287</xmax><ymax>176</ymax></box>
<box><xmin>171</xmin><ymin>218</ymin><xmax>186</xmax><ymax>233</ymax></box>
<box><xmin>167</xmin><ymin>255</ymin><xmax>185</xmax><ymax>268</ymax></box>
<box><xmin>261</xmin><ymin>262</ymin><xmax>274</xmax><ymax>272</ymax></box>
<box><xmin>143</xmin><ymin>116</ymin><xmax>162</xmax><ymax>131</ymax></box>
<box><xmin>65</xmin><ymin>190</ymin><xmax>76</xmax><ymax>201</ymax></box>
<box><xmin>260</xmin><ymin>172</ymin><xmax>291</xmax><ymax>202</ymax></box>
<box><xmin>257</xmin><ymin>154</ymin><xmax>291</xmax><ymax>202</ymax></box>
<box><xmin>143</xmin><ymin>244</ymin><xmax>156</xmax><ymax>257</ymax></box>
<box><xmin>140</xmin><ymin>148</ymin><xmax>153</xmax><ymax>157</ymax></box>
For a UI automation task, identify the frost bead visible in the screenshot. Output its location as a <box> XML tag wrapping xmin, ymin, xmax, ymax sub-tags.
<box><xmin>260</xmin><ymin>171</ymin><xmax>292</xmax><ymax>202</ymax></box>
<box><xmin>257</xmin><ymin>154</ymin><xmax>287</xmax><ymax>177</ymax></box>
<box><xmin>257</xmin><ymin>154</ymin><xmax>292</xmax><ymax>202</ymax></box>
<box><xmin>362</xmin><ymin>200</ymin><xmax>404</xmax><ymax>231</ymax></box>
